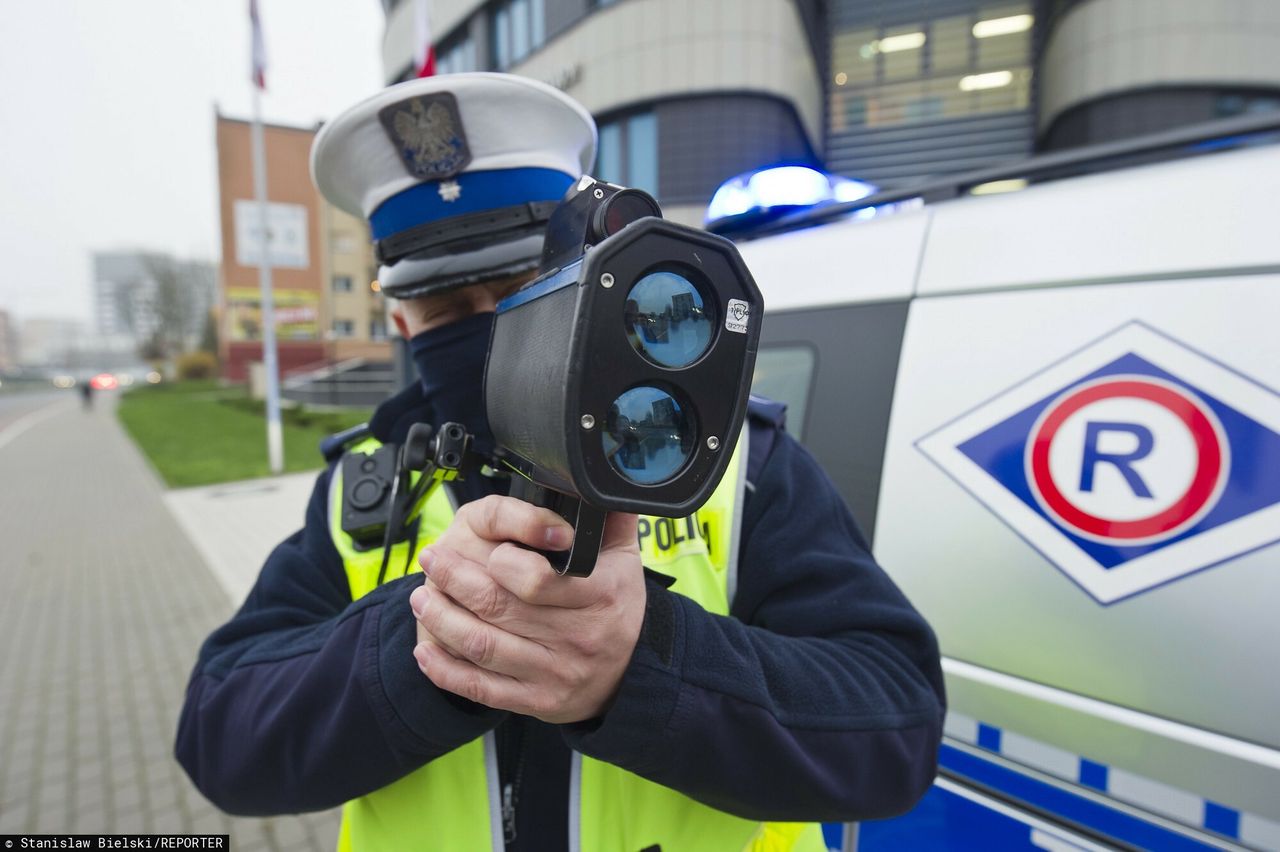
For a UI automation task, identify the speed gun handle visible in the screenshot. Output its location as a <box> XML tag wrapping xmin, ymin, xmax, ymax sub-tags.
<box><xmin>507</xmin><ymin>476</ymin><xmax>607</xmax><ymax>578</ymax></box>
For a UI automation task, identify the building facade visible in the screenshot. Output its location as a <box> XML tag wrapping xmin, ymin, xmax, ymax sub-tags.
<box><xmin>322</xmin><ymin>202</ymin><xmax>389</xmax><ymax>363</ymax></box>
<box><xmin>92</xmin><ymin>251</ymin><xmax>216</xmax><ymax>354</ymax></box>
<box><xmin>826</xmin><ymin>0</ymin><xmax>1036</xmax><ymax>188</ymax></box>
<box><xmin>214</xmin><ymin>113</ymin><xmax>388</xmax><ymax>382</ymax></box>
<box><xmin>17</xmin><ymin>318</ymin><xmax>85</xmax><ymax>368</ymax></box>
<box><xmin>1036</xmin><ymin>0</ymin><xmax>1280</xmax><ymax>150</ymax></box>
<box><xmin>382</xmin><ymin>0</ymin><xmax>1280</xmax><ymax>210</ymax></box>
<box><xmin>383</xmin><ymin>0</ymin><xmax>825</xmax><ymax>225</ymax></box>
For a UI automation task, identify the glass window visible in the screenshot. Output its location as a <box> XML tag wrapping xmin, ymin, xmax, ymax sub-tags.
<box><xmin>931</xmin><ymin>16</ymin><xmax>970</xmax><ymax>73</ymax></box>
<box><xmin>332</xmin><ymin>276</ymin><xmax>353</xmax><ymax>293</ymax></box>
<box><xmin>490</xmin><ymin>0</ymin><xmax>546</xmax><ymax>69</ymax></box>
<box><xmin>751</xmin><ymin>346</ymin><xmax>816</xmax><ymax>441</ymax></box>
<box><xmin>594</xmin><ymin>111</ymin><xmax>659</xmax><ymax>195</ymax></box>
<box><xmin>928</xmin><ymin>75</ymin><xmax>970</xmax><ymax>119</ymax></box>
<box><xmin>492</xmin><ymin>6</ymin><xmax>510</xmax><ymax>70</ymax></box>
<box><xmin>977</xmin><ymin>28</ymin><xmax>1026</xmax><ymax>68</ymax></box>
<box><xmin>596</xmin><ymin>122</ymin><xmax>622</xmax><ymax>184</ymax></box>
<box><xmin>881</xmin><ymin>24</ymin><xmax>926</xmax><ymax>82</ymax></box>
<box><xmin>332</xmin><ymin>319</ymin><xmax>355</xmax><ymax>337</ymax></box>
<box><xmin>1217</xmin><ymin>92</ymin><xmax>1280</xmax><ymax>118</ymax></box>
<box><xmin>626</xmin><ymin>113</ymin><xmax>658</xmax><ymax>196</ymax></box>
<box><xmin>438</xmin><ymin>34</ymin><xmax>476</xmax><ymax>75</ymax></box>
<box><xmin>828</xmin><ymin>92</ymin><xmax>868</xmax><ymax>132</ymax></box>
<box><xmin>531</xmin><ymin>0</ymin><xmax>545</xmax><ymax>49</ymax></box>
<box><xmin>511</xmin><ymin>0</ymin><xmax>530</xmax><ymax>62</ymax></box>
<box><xmin>906</xmin><ymin>96</ymin><xmax>944</xmax><ymax>122</ymax></box>
<box><xmin>828</xmin><ymin>3</ymin><xmax>1032</xmax><ymax>131</ymax></box>
<box><xmin>831</xmin><ymin>27</ymin><xmax>877</xmax><ymax>88</ymax></box>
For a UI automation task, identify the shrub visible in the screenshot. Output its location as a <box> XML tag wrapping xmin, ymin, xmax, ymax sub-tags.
<box><xmin>176</xmin><ymin>351</ymin><xmax>219</xmax><ymax>381</ymax></box>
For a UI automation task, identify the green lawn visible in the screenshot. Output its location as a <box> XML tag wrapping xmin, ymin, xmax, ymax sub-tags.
<box><xmin>118</xmin><ymin>381</ymin><xmax>372</xmax><ymax>488</ymax></box>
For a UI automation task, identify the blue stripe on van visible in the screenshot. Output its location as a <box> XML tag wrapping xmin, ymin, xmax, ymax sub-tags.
<box><xmin>942</xmin><ymin>713</ymin><xmax>1275</xmax><ymax>844</ymax></box>
<box><xmin>976</xmin><ymin>722</ymin><xmax>1002</xmax><ymax>753</ymax></box>
<box><xmin>1203</xmin><ymin>801</ymin><xmax>1241</xmax><ymax>840</ymax></box>
<box><xmin>939</xmin><ymin>744</ymin><xmax>1221</xmax><ymax>851</ymax></box>
<box><xmin>1078</xmin><ymin>757</ymin><xmax>1108</xmax><ymax>792</ymax></box>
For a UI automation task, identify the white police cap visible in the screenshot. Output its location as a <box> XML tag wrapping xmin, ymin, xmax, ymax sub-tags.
<box><xmin>311</xmin><ymin>72</ymin><xmax>596</xmax><ymax>299</ymax></box>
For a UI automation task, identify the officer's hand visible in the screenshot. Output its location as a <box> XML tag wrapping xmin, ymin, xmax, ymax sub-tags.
<box><xmin>408</xmin><ymin>495</ymin><xmax>646</xmax><ymax>725</ymax></box>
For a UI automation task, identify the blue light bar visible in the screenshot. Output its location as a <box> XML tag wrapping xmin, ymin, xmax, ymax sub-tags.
<box><xmin>705</xmin><ymin>165</ymin><xmax>877</xmax><ymax>231</ymax></box>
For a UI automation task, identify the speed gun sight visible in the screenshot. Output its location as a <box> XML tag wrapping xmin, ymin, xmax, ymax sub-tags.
<box><xmin>485</xmin><ymin>177</ymin><xmax>764</xmax><ymax>576</ymax></box>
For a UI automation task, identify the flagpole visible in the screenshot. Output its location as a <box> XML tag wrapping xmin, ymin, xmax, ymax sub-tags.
<box><xmin>250</xmin><ymin>64</ymin><xmax>284</xmax><ymax>474</ymax></box>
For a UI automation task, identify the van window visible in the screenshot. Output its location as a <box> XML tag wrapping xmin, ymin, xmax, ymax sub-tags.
<box><xmin>757</xmin><ymin>302</ymin><xmax>909</xmax><ymax>541</ymax></box>
<box><xmin>751</xmin><ymin>345</ymin><xmax>816</xmax><ymax>441</ymax></box>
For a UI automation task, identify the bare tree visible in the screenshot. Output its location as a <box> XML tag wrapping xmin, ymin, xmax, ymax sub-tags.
<box><xmin>145</xmin><ymin>255</ymin><xmax>192</xmax><ymax>358</ymax></box>
<box><xmin>112</xmin><ymin>276</ymin><xmax>147</xmax><ymax>339</ymax></box>
<box><xmin>198</xmin><ymin>310</ymin><xmax>219</xmax><ymax>355</ymax></box>
<box><xmin>133</xmin><ymin>255</ymin><xmax>216</xmax><ymax>359</ymax></box>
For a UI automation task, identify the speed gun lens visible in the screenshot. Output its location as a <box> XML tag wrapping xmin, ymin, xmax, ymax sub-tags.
<box><xmin>624</xmin><ymin>272</ymin><xmax>713</xmax><ymax>368</ymax></box>
<box><xmin>603</xmin><ymin>386</ymin><xmax>694</xmax><ymax>485</ymax></box>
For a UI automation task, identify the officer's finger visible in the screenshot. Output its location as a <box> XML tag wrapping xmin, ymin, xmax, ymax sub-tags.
<box><xmin>457</xmin><ymin>495</ymin><xmax>574</xmax><ymax>551</ymax></box>
<box><xmin>414</xmin><ymin>639</ymin><xmax>550</xmax><ymax>717</ymax></box>
<box><xmin>417</xmin><ymin>622</ymin><xmax>465</xmax><ymax>661</ymax></box>
<box><xmin>415</xmin><ymin>580</ymin><xmax>467</xmax><ymax>659</ymax></box>
<box><xmin>421</xmin><ymin>545</ymin><xmax>528</xmax><ymax>626</ymax></box>
<box><xmin>411</xmin><ymin>583</ymin><xmax>552</xmax><ymax>678</ymax></box>
<box><xmin>482</xmin><ymin>516</ymin><xmax>640</xmax><ymax>609</ymax></box>
<box><xmin>486</xmin><ymin>541</ymin><xmax>610</xmax><ymax>610</ymax></box>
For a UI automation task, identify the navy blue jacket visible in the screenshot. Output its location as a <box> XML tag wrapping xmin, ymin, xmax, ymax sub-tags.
<box><xmin>175</xmin><ymin>383</ymin><xmax>945</xmax><ymax>843</ymax></box>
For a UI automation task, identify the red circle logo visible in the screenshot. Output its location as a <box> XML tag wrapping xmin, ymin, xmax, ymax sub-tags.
<box><xmin>1025</xmin><ymin>375</ymin><xmax>1229</xmax><ymax>545</ymax></box>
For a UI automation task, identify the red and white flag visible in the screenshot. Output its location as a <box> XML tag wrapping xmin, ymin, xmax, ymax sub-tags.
<box><xmin>413</xmin><ymin>0</ymin><xmax>436</xmax><ymax>78</ymax></box>
<box><xmin>250</xmin><ymin>0</ymin><xmax>268</xmax><ymax>89</ymax></box>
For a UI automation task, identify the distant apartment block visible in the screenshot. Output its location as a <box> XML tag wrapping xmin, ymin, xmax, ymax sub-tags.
<box><xmin>18</xmin><ymin>317</ymin><xmax>85</xmax><ymax>368</ymax></box>
<box><xmin>92</xmin><ymin>251</ymin><xmax>216</xmax><ymax>353</ymax></box>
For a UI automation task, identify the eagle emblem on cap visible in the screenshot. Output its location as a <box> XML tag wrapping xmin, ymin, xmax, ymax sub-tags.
<box><xmin>379</xmin><ymin>93</ymin><xmax>472</xmax><ymax>180</ymax></box>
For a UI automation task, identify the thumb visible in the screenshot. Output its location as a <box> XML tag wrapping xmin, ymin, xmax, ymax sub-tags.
<box><xmin>599</xmin><ymin>512</ymin><xmax>640</xmax><ymax>555</ymax></box>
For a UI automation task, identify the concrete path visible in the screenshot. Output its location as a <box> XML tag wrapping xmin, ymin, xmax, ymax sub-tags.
<box><xmin>166</xmin><ymin>472</ymin><xmax>319</xmax><ymax>607</ymax></box>
<box><xmin>0</xmin><ymin>392</ymin><xmax>340</xmax><ymax>849</ymax></box>
<box><xmin>0</xmin><ymin>390</ymin><xmax>70</xmax><ymax>444</ymax></box>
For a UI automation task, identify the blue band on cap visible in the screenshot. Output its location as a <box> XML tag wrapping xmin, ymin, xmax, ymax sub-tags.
<box><xmin>370</xmin><ymin>167</ymin><xmax>575</xmax><ymax>240</ymax></box>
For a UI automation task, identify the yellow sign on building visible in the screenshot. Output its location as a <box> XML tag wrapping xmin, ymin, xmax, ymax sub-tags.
<box><xmin>226</xmin><ymin>287</ymin><xmax>320</xmax><ymax>342</ymax></box>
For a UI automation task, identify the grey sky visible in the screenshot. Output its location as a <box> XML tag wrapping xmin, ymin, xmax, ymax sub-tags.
<box><xmin>0</xmin><ymin>0</ymin><xmax>385</xmax><ymax>324</ymax></box>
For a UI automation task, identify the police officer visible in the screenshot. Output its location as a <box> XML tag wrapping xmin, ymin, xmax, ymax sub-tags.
<box><xmin>176</xmin><ymin>73</ymin><xmax>945</xmax><ymax>851</ymax></box>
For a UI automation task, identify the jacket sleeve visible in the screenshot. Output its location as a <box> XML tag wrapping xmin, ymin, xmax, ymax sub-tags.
<box><xmin>175</xmin><ymin>465</ymin><xmax>506</xmax><ymax>816</ymax></box>
<box><xmin>562</xmin><ymin>430</ymin><xmax>946</xmax><ymax>822</ymax></box>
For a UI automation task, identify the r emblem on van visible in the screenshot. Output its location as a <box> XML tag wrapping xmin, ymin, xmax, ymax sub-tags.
<box><xmin>916</xmin><ymin>321</ymin><xmax>1280</xmax><ymax>604</ymax></box>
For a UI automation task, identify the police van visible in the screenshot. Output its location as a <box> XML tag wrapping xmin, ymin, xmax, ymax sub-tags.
<box><xmin>723</xmin><ymin>112</ymin><xmax>1280</xmax><ymax>850</ymax></box>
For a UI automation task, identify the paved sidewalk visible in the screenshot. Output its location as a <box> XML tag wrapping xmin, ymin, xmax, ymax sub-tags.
<box><xmin>166</xmin><ymin>472</ymin><xmax>318</xmax><ymax>607</ymax></box>
<box><xmin>0</xmin><ymin>391</ymin><xmax>66</xmax><ymax>433</ymax></box>
<box><xmin>0</xmin><ymin>393</ymin><xmax>340</xmax><ymax>849</ymax></box>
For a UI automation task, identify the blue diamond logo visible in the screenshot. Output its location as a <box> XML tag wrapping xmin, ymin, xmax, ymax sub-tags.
<box><xmin>916</xmin><ymin>322</ymin><xmax>1280</xmax><ymax>604</ymax></box>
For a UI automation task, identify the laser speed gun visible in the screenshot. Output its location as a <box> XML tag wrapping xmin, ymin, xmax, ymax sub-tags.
<box><xmin>372</xmin><ymin>177</ymin><xmax>764</xmax><ymax>578</ymax></box>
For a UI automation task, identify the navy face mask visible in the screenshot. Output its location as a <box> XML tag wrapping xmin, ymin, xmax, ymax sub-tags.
<box><xmin>408</xmin><ymin>311</ymin><xmax>497</xmax><ymax>459</ymax></box>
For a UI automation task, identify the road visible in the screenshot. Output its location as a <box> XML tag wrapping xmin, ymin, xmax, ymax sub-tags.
<box><xmin>0</xmin><ymin>390</ymin><xmax>69</xmax><ymax>433</ymax></box>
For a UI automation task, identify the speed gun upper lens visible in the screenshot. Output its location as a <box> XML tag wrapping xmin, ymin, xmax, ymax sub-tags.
<box><xmin>624</xmin><ymin>271</ymin><xmax>714</xmax><ymax>368</ymax></box>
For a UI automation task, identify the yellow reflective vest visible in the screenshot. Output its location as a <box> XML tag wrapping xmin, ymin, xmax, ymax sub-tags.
<box><xmin>326</xmin><ymin>428</ymin><xmax>825</xmax><ymax>852</ymax></box>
